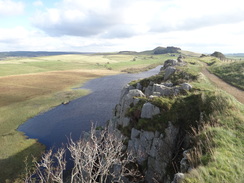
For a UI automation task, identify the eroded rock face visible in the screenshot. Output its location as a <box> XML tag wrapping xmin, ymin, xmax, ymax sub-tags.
<box><xmin>128</xmin><ymin>122</ymin><xmax>180</xmax><ymax>183</ymax></box>
<box><xmin>107</xmin><ymin>58</ymin><xmax>194</xmax><ymax>183</ymax></box>
<box><xmin>116</xmin><ymin>87</ymin><xmax>145</xmax><ymax>127</ymax></box>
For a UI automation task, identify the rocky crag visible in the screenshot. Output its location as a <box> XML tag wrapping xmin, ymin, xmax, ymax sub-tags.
<box><xmin>107</xmin><ymin>56</ymin><xmax>198</xmax><ymax>183</ymax></box>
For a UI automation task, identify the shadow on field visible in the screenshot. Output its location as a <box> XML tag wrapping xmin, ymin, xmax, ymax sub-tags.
<box><xmin>0</xmin><ymin>143</ymin><xmax>44</xmax><ymax>182</ymax></box>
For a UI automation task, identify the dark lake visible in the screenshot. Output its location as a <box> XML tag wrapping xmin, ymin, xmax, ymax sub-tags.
<box><xmin>18</xmin><ymin>66</ymin><xmax>162</xmax><ymax>149</ymax></box>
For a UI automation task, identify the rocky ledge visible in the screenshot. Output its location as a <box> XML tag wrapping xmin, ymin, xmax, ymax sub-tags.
<box><xmin>107</xmin><ymin>56</ymin><xmax>195</xmax><ymax>183</ymax></box>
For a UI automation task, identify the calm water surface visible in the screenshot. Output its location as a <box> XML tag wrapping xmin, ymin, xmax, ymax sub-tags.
<box><xmin>18</xmin><ymin>66</ymin><xmax>161</xmax><ymax>149</ymax></box>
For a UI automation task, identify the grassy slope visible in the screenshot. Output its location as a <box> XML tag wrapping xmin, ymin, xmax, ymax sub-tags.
<box><xmin>184</xmin><ymin>58</ymin><xmax>244</xmax><ymax>183</ymax></box>
<box><xmin>208</xmin><ymin>61</ymin><xmax>244</xmax><ymax>90</ymax></box>
<box><xmin>0</xmin><ymin>53</ymin><xmax>174</xmax><ymax>182</ymax></box>
<box><xmin>177</xmin><ymin>58</ymin><xmax>244</xmax><ymax>183</ymax></box>
<box><xmin>175</xmin><ymin>57</ymin><xmax>244</xmax><ymax>183</ymax></box>
<box><xmin>126</xmin><ymin>56</ymin><xmax>243</xmax><ymax>183</ymax></box>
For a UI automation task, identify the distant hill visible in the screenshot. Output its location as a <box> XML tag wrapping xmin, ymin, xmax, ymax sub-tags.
<box><xmin>118</xmin><ymin>51</ymin><xmax>138</xmax><ymax>55</ymax></box>
<box><xmin>211</xmin><ymin>51</ymin><xmax>226</xmax><ymax>60</ymax></box>
<box><xmin>0</xmin><ymin>51</ymin><xmax>91</xmax><ymax>59</ymax></box>
<box><xmin>153</xmin><ymin>46</ymin><xmax>181</xmax><ymax>54</ymax></box>
<box><xmin>225</xmin><ymin>53</ymin><xmax>244</xmax><ymax>57</ymax></box>
<box><xmin>225</xmin><ymin>53</ymin><xmax>244</xmax><ymax>59</ymax></box>
<box><xmin>119</xmin><ymin>46</ymin><xmax>182</xmax><ymax>55</ymax></box>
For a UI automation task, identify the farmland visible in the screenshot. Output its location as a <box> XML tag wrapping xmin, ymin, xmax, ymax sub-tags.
<box><xmin>0</xmin><ymin>53</ymin><xmax>173</xmax><ymax>181</ymax></box>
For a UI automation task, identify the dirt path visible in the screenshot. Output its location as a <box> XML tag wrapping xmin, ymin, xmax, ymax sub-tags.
<box><xmin>201</xmin><ymin>67</ymin><xmax>244</xmax><ymax>104</ymax></box>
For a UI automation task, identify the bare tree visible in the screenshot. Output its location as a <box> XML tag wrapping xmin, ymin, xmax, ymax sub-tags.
<box><xmin>25</xmin><ymin>125</ymin><xmax>141</xmax><ymax>183</ymax></box>
<box><xmin>25</xmin><ymin>148</ymin><xmax>66</xmax><ymax>183</ymax></box>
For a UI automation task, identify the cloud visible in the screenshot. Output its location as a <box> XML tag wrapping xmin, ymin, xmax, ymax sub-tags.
<box><xmin>31</xmin><ymin>0</ymin><xmax>165</xmax><ymax>38</ymax></box>
<box><xmin>31</xmin><ymin>0</ymin><xmax>244</xmax><ymax>39</ymax></box>
<box><xmin>32</xmin><ymin>9</ymin><xmax>119</xmax><ymax>37</ymax></box>
<box><xmin>33</xmin><ymin>0</ymin><xmax>43</xmax><ymax>7</ymax></box>
<box><xmin>1</xmin><ymin>0</ymin><xmax>244</xmax><ymax>53</ymax></box>
<box><xmin>32</xmin><ymin>0</ymin><xmax>122</xmax><ymax>37</ymax></box>
<box><xmin>0</xmin><ymin>0</ymin><xmax>24</xmax><ymax>16</ymax></box>
<box><xmin>148</xmin><ymin>0</ymin><xmax>244</xmax><ymax>32</ymax></box>
<box><xmin>0</xmin><ymin>26</ymin><xmax>28</xmax><ymax>43</ymax></box>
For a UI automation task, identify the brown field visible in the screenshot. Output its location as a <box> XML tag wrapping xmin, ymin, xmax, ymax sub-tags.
<box><xmin>0</xmin><ymin>69</ymin><xmax>119</xmax><ymax>108</ymax></box>
<box><xmin>0</xmin><ymin>68</ymin><xmax>119</xmax><ymax>181</ymax></box>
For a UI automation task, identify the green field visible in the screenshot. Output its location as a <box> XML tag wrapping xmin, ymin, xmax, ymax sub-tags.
<box><xmin>0</xmin><ymin>53</ymin><xmax>174</xmax><ymax>182</ymax></box>
<box><xmin>0</xmin><ymin>54</ymin><xmax>172</xmax><ymax>76</ymax></box>
<box><xmin>208</xmin><ymin>61</ymin><xmax>244</xmax><ymax>90</ymax></box>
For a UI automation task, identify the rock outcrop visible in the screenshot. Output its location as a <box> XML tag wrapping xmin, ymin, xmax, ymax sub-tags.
<box><xmin>210</xmin><ymin>51</ymin><xmax>226</xmax><ymax>60</ymax></box>
<box><xmin>108</xmin><ymin>57</ymin><xmax>194</xmax><ymax>182</ymax></box>
<box><xmin>153</xmin><ymin>46</ymin><xmax>181</xmax><ymax>55</ymax></box>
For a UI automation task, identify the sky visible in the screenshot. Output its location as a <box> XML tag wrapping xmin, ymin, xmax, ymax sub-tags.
<box><xmin>0</xmin><ymin>0</ymin><xmax>244</xmax><ymax>53</ymax></box>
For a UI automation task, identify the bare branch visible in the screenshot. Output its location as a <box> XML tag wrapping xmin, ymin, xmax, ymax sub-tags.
<box><xmin>25</xmin><ymin>124</ymin><xmax>141</xmax><ymax>183</ymax></box>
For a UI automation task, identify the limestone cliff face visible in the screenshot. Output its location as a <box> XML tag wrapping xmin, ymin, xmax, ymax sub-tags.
<box><xmin>107</xmin><ymin>57</ymin><xmax>193</xmax><ymax>183</ymax></box>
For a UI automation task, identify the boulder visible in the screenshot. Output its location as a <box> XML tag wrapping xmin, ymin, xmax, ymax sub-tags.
<box><xmin>145</xmin><ymin>85</ymin><xmax>153</xmax><ymax>96</ymax></box>
<box><xmin>133</xmin><ymin>97</ymin><xmax>140</xmax><ymax>105</ymax></box>
<box><xmin>144</xmin><ymin>81</ymin><xmax>154</xmax><ymax>96</ymax></box>
<box><xmin>119</xmin><ymin>84</ymin><xmax>136</xmax><ymax>102</ymax></box>
<box><xmin>121</xmin><ymin>89</ymin><xmax>145</xmax><ymax>112</ymax></box>
<box><xmin>121</xmin><ymin>117</ymin><xmax>130</xmax><ymax>127</ymax></box>
<box><xmin>141</xmin><ymin>102</ymin><xmax>160</xmax><ymax>119</ymax></box>
<box><xmin>172</xmin><ymin>87</ymin><xmax>181</xmax><ymax>96</ymax></box>
<box><xmin>153</xmin><ymin>84</ymin><xmax>172</xmax><ymax>96</ymax></box>
<box><xmin>141</xmin><ymin>130</ymin><xmax>155</xmax><ymax>141</ymax></box>
<box><xmin>171</xmin><ymin>173</ymin><xmax>185</xmax><ymax>183</ymax></box>
<box><xmin>180</xmin><ymin>158</ymin><xmax>189</xmax><ymax>173</ymax></box>
<box><xmin>163</xmin><ymin>59</ymin><xmax>178</xmax><ymax>69</ymax></box>
<box><xmin>177</xmin><ymin>55</ymin><xmax>184</xmax><ymax>62</ymax></box>
<box><xmin>131</xmin><ymin>128</ymin><xmax>141</xmax><ymax>139</ymax></box>
<box><xmin>164</xmin><ymin>66</ymin><xmax>176</xmax><ymax>81</ymax></box>
<box><xmin>180</xmin><ymin>83</ymin><xmax>192</xmax><ymax>91</ymax></box>
<box><xmin>119</xmin><ymin>85</ymin><xmax>130</xmax><ymax>103</ymax></box>
<box><xmin>136</xmin><ymin>82</ymin><xmax>142</xmax><ymax>90</ymax></box>
<box><xmin>180</xmin><ymin>150</ymin><xmax>191</xmax><ymax>173</ymax></box>
<box><xmin>163</xmin><ymin>82</ymin><xmax>174</xmax><ymax>87</ymax></box>
<box><xmin>118</xmin><ymin>89</ymin><xmax>145</xmax><ymax>125</ymax></box>
<box><xmin>149</xmin><ymin>92</ymin><xmax>161</xmax><ymax>98</ymax></box>
<box><xmin>126</xmin><ymin>89</ymin><xmax>145</xmax><ymax>98</ymax></box>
